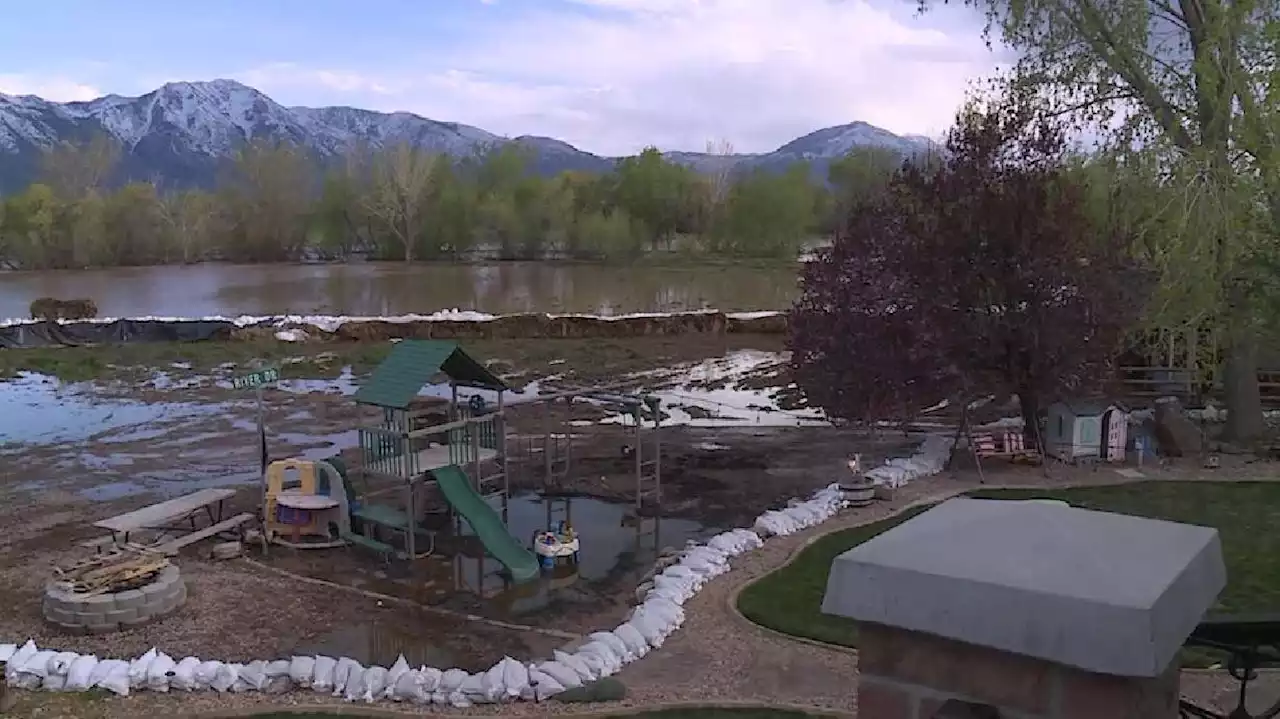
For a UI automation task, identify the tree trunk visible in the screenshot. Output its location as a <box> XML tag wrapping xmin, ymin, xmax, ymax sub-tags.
<box><xmin>1017</xmin><ymin>388</ymin><xmax>1040</xmax><ymax>445</ymax></box>
<box><xmin>1222</xmin><ymin>331</ymin><xmax>1264</xmax><ymax>442</ymax></box>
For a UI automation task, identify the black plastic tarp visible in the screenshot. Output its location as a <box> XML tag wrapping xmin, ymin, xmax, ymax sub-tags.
<box><xmin>0</xmin><ymin>319</ymin><xmax>237</xmax><ymax>348</ymax></box>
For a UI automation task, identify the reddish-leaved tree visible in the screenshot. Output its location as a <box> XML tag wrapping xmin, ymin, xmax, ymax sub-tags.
<box><xmin>790</xmin><ymin>94</ymin><xmax>1150</xmax><ymax>436</ymax></box>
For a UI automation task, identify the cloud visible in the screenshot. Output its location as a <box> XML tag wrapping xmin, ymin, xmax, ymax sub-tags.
<box><xmin>0</xmin><ymin>74</ymin><xmax>102</xmax><ymax>102</ymax></box>
<box><xmin>235</xmin><ymin>63</ymin><xmax>401</xmax><ymax>96</ymax></box>
<box><xmin>247</xmin><ymin>0</ymin><xmax>1005</xmax><ymax>155</ymax></box>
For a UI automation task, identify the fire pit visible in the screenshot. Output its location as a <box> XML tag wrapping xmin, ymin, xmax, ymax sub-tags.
<box><xmin>42</xmin><ymin>549</ymin><xmax>186</xmax><ymax>634</ymax></box>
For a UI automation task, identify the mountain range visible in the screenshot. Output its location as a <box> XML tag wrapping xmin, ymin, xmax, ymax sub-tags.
<box><xmin>0</xmin><ymin>78</ymin><xmax>935</xmax><ymax>193</ymax></box>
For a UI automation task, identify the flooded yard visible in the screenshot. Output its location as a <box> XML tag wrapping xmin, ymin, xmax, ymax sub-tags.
<box><xmin>0</xmin><ymin>341</ymin><xmax>918</xmax><ymax>683</ymax></box>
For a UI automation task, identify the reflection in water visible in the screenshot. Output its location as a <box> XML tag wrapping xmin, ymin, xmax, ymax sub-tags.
<box><xmin>452</xmin><ymin>493</ymin><xmax>714</xmax><ymax>616</ymax></box>
<box><xmin>294</xmin><ymin>620</ymin><xmax>456</xmax><ymax>670</ymax></box>
<box><xmin>0</xmin><ymin>262</ymin><xmax>799</xmax><ymax>319</ymax></box>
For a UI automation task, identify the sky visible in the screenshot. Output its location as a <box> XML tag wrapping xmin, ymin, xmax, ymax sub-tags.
<box><xmin>0</xmin><ymin>0</ymin><xmax>1005</xmax><ymax>156</ymax></box>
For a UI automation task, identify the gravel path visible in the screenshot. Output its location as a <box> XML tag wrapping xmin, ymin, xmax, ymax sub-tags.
<box><xmin>8</xmin><ymin>460</ymin><xmax>1279</xmax><ymax>718</ymax></box>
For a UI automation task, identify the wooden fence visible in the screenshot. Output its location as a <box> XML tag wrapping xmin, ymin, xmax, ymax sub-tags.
<box><xmin>1117</xmin><ymin>366</ymin><xmax>1280</xmax><ymax>406</ymax></box>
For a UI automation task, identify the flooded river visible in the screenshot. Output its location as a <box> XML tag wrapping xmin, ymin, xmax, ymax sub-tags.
<box><xmin>0</xmin><ymin>262</ymin><xmax>800</xmax><ymax>318</ymax></box>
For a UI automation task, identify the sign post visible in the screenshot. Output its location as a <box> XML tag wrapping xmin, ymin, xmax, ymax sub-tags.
<box><xmin>232</xmin><ymin>365</ymin><xmax>279</xmax><ymax>554</ymax></box>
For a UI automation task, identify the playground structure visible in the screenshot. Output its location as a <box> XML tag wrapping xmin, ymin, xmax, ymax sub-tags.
<box><xmin>330</xmin><ymin>339</ymin><xmax>665</xmax><ymax>592</ymax></box>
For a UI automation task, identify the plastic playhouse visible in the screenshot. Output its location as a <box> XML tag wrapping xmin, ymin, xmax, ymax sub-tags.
<box><xmin>263</xmin><ymin>458</ymin><xmax>351</xmax><ymax>549</ymax></box>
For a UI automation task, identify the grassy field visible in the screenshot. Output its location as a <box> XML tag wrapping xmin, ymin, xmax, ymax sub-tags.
<box><xmin>737</xmin><ymin>482</ymin><xmax>1280</xmax><ymax>660</ymax></box>
<box><xmin>0</xmin><ymin>335</ymin><xmax>785</xmax><ymax>384</ymax></box>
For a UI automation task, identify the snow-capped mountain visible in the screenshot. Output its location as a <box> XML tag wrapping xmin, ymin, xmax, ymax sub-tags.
<box><xmin>0</xmin><ymin>79</ymin><xmax>934</xmax><ymax>192</ymax></box>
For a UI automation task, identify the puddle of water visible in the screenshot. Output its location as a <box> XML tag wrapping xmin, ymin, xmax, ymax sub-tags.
<box><xmin>275</xmin><ymin>367</ymin><xmax>361</xmax><ymax>395</ymax></box>
<box><xmin>79</xmin><ymin>480</ymin><xmax>149</xmax><ymax>501</ymax></box>
<box><xmin>450</xmin><ymin>493</ymin><xmax>715</xmax><ymax>616</ymax></box>
<box><xmin>78</xmin><ymin>453</ymin><xmax>136</xmax><ymax>470</ymax></box>
<box><xmin>276</xmin><ymin>430</ymin><xmax>359</xmax><ymax>462</ymax></box>
<box><xmin>292</xmin><ymin>619</ymin><xmax>457</xmax><ymax>670</ymax></box>
<box><xmin>0</xmin><ymin>372</ymin><xmax>222</xmax><ymax>447</ymax></box>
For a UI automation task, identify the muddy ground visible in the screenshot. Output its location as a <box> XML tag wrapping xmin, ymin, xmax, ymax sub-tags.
<box><xmin>0</xmin><ymin>333</ymin><xmax>920</xmax><ymax>681</ymax></box>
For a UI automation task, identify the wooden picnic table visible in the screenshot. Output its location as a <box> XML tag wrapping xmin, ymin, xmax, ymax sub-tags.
<box><xmin>93</xmin><ymin>488</ymin><xmax>237</xmax><ymax>544</ymax></box>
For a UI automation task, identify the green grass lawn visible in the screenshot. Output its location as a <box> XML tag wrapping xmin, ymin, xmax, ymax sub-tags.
<box><xmin>737</xmin><ymin>481</ymin><xmax>1280</xmax><ymax>658</ymax></box>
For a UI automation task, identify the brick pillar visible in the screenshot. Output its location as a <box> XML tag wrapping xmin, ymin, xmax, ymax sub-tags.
<box><xmin>855</xmin><ymin>623</ymin><xmax>1180</xmax><ymax>719</ymax></box>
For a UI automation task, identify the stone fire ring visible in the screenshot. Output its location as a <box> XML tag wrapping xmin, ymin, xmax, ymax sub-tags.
<box><xmin>42</xmin><ymin>565</ymin><xmax>186</xmax><ymax>634</ymax></box>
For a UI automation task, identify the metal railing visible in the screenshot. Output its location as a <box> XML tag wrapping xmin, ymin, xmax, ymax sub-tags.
<box><xmin>1179</xmin><ymin>615</ymin><xmax>1280</xmax><ymax>719</ymax></box>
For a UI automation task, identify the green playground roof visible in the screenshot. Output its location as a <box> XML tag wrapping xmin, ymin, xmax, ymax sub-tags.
<box><xmin>354</xmin><ymin>340</ymin><xmax>509</xmax><ymax>409</ymax></box>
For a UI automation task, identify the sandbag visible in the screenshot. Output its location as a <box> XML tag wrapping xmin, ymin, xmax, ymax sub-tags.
<box><xmin>385</xmin><ymin>655</ymin><xmax>410</xmax><ymax>698</ymax></box>
<box><xmin>589</xmin><ymin>632</ymin><xmax>631</xmax><ymax>662</ymax></box>
<box><xmin>170</xmin><ymin>657</ymin><xmax>200</xmax><ymax>691</ymax></box>
<box><xmin>263</xmin><ymin>660</ymin><xmax>292</xmax><ymax>694</ymax></box>
<box><xmin>500</xmin><ymin>656</ymin><xmax>528</xmax><ymax>699</ymax></box>
<box><xmin>193</xmin><ymin>660</ymin><xmax>222</xmax><ymax>690</ymax></box>
<box><xmin>614</xmin><ymin>622</ymin><xmax>649</xmax><ymax>657</ymax></box>
<box><xmin>527</xmin><ymin>666</ymin><xmax>566</xmax><ymax>701</ymax></box>
<box><xmin>339</xmin><ymin>662</ymin><xmax>373</xmax><ymax>702</ymax></box>
<box><xmin>65</xmin><ymin>655</ymin><xmax>99</xmax><ymax>691</ymax></box>
<box><xmin>311</xmin><ymin>656</ymin><xmax>337</xmax><ymax>692</ymax></box>
<box><xmin>359</xmin><ymin>666</ymin><xmax>388</xmax><ymax>703</ymax></box>
<box><xmin>460</xmin><ymin>672</ymin><xmax>489</xmax><ymax>703</ymax></box>
<box><xmin>14</xmin><ymin>649</ymin><xmax>55</xmax><ymax>689</ymax></box>
<box><xmin>576</xmin><ymin>642</ymin><xmax>618</xmax><ymax>677</ymax></box>
<box><xmin>438</xmin><ymin>668</ymin><xmax>467</xmax><ymax>694</ymax></box>
<box><xmin>127</xmin><ymin>648</ymin><xmax>158</xmax><ymax>689</ymax></box>
<box><xmin>535</xmin><ymin>660</ymin><xmax>581</xmax><ymax>690</ymax></box>
<box><xmin>418</xmin><ymin>666</ymin><xmax>442</xmax><ymax>695</ymax></box>
<box><xmin>331</xmin><ymin>657</ymin><xmax>361</xmax><ymax>695</ymax></box>
<box><xmin>210</xmin><ymin>663</ymin><xmax>239</xmax><ymax>693</ymax></box>
<box><xmin>48</xmin><ymin>651</ymin><xmax>78</xmax><ymax>678</ymax></box>
<box><xmin>146</xmin><ymin>652</ymin><xmax>177</xmax><ymax>692</ymax></box>
<box><xmin>553</xmin><ymin>649</ymin><xmax>594</xmax><ymax>683</ymax></box>
<box><xmin>0</xmin><ymin>644</ymin><xmax>16</xmax><ymax>663</ymax></box>
<box><xmin>390</xmin><ymin>667</ymin><xmax>421</xmax><ymax>702</ymax></box>
<box><xmin>234</xmin><ymin>659</ymin><xmax>267</xmax><ymax>692</ymax></box>
<box><xmin>94</xmin><ymin>659</ymin><xmax>131</xmax><ymax>696</ymax></box>
<box><xmin>288</xmin><ymin>656</ymin><xmax>316</xmax><ymax>688</ymax></box>
<box><xmin>6</xmin><ymin>640</ymin><xmax>37</xmax><ymax>685</ymax></box>
<box><xmin>631</xmin><ymin>607</ymin><xmax>670</xmax><ymax>647</ymax></box>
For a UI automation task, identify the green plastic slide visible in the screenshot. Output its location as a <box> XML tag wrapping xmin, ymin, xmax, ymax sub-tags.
<box><xmin>432</xmin><ymin>464</ymin><xmax>541</xmax><ymax>584</ymax></box>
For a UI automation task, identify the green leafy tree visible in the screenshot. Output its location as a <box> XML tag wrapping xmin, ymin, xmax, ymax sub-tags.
<box><xmin>713</xmin><ymin>165</ymin><xmax>818</xmax><ymax>258</ymax></box>
<box><xmin>824</xmin><ymin>147</ymin><xmax>901</xmax><ymax>232</ymax></box>
<box><xmin>612</xmin><ymin>148</ymin><xmax>699</xmax><ymax>250</ymax></box>
<box><xmin>219</xmin><ymin>141</ymin><xmax>312</xmax><ymax>262</ymax></box>
<box><xmin>923</xmin><ymin>0</ymin><xmax>1280</xmax><ymax>439</ymax></box>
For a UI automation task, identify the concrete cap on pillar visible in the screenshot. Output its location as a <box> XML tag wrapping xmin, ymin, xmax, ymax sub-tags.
<box><xmin>822</xmin><ymin>497</ymin><xmax>1226</xmax><ymax>677</ymax></box>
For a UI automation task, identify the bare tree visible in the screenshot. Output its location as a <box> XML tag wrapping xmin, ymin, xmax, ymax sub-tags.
<box><xmin>157</xmin><ymin>190</ymin><xmax>216</xmax><ymax>264</ymax></box>
<box><xmin>362</xmin><ymin>143</ymin><xmax>438</xmax><ymax>261</ymax></box>
<box><xmin>704</xmin><ymin>138</ymin><xmax>736</xmax><ymax>207</ymax></box>
<box><xmin>40</xmin><ymin>132</ymin><xmax>122</xmax><ymax>198</ymax></box>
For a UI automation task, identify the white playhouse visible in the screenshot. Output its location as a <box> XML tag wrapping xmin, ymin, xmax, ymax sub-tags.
<box><xmin>1044</xmin><ymin>399</ymin><xmax>1129</xmax><ymax>464</ymax></box>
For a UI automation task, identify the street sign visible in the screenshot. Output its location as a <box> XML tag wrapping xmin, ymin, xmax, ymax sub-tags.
<box><xmin>231</xmin><ymin>367</ymin><xmax>280</xmax><ymax>390</ymax></box>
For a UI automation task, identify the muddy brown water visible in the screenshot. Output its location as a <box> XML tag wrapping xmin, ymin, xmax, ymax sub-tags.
<box><xmin>0</xmin><ymin>262</ymin><xmax>800</xmax><ymax>318</ymax></box>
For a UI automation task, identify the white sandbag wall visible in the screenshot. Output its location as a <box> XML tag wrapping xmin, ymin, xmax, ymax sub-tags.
<box><xmin>1</xmin><ymin>436</ymin><xmax>953</xmax><ymax>705</ymax></box>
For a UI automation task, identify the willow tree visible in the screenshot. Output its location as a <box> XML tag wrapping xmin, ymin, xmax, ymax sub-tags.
<box><xmin>363</xmin><ymin>143</ymin><xmax>439</xmax><ymax>262</ymax></box>
<box><xmin>926</xmin><ymin>0</ymin><xmax>1280</xmax><ymax>440</ymax></box>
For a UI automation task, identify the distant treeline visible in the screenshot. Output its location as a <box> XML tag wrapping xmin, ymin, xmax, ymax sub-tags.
<box><xmin>0</xmin><ymin>134</ymin><xmax>923</xmax><ymax>269</ymax></box>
